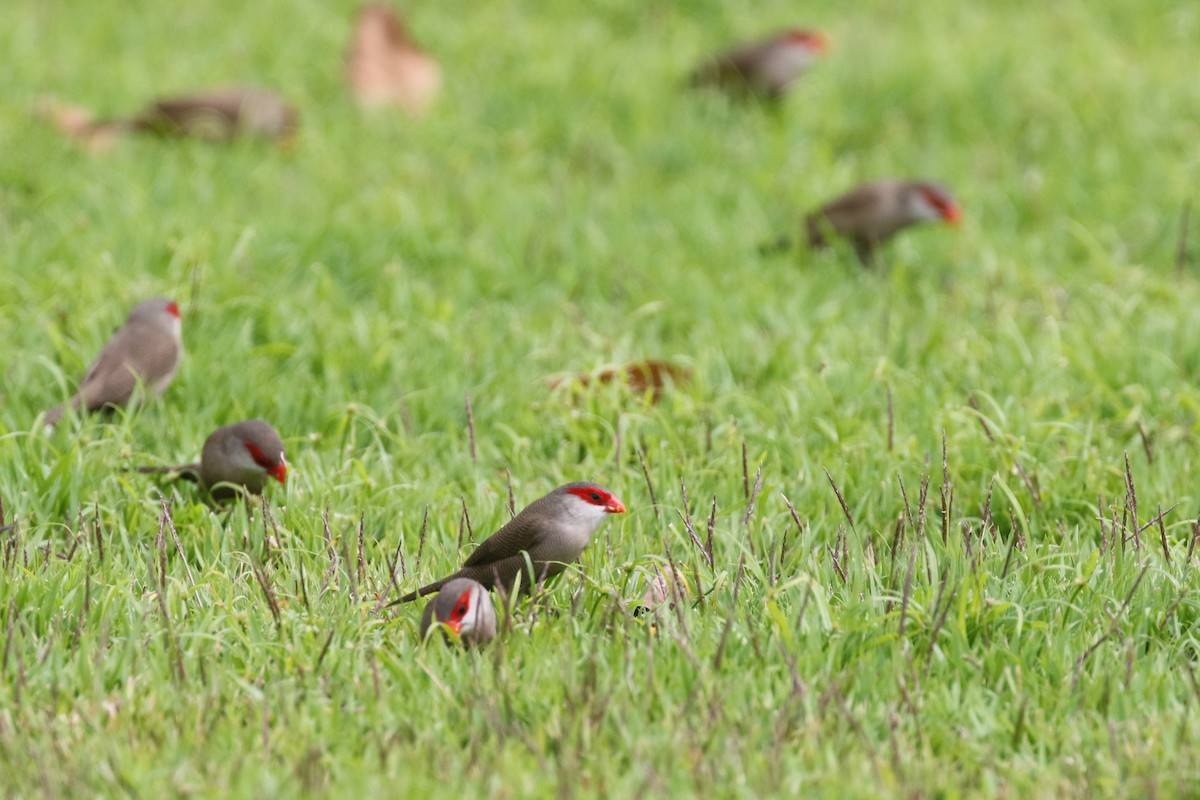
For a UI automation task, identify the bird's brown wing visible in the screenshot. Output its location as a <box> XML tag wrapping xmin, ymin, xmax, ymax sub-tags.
<box><xmin>77</xmin><ymin>320</ymin><xmax>178</xmax><ymax>411</ymax></box>
<box><xmin>136</xmin><ymin>462</ymin><xmax>202</xmax><ymax>483</ymax></box>
<box><xmin>461</xmin><ymin>512</ymin><xmax>544</xmax><ymax>568</ymax></box>
<box><xmin>690</xmin><ymin>41</ymin><xmax>771</xmax><ymax>91</ymax></box>
<box><xmin>816</xmin><ymin>186</ymin><xmax>885</xmax><ymax>224</ymax></box>
<box><xmin>390</xmin><ymin>502</ymin><xmax>556</xmax><ymax>605</ymax></box>
<box><xmin>393</xmin><ymin>553</ymin><xmax>555</xmax><ymax>603</ymax></box>
<box><xmin>806</xmin><ymin>186</ymin><xmax>886</xmax><ymax>246</ymax></box>
<box><xmin>720</xmin><ymin>41</ymin><xmax>774</xmax><ymax>79</ymax></box>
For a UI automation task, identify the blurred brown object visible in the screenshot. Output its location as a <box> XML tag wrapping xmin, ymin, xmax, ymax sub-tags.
<box><xmin>41</xmin><ymin>87</ymin><xmax>298</xmax><ymax>149</ymax></box>
<box><xmin>346</xmin><ymin>4</ymin><xmax>441</xmax><ymax>116</ymax></box>
<box><xmin>551</xmin><ymin>359</ymin><xmax>692</xmax><ymax>404</ymax></box>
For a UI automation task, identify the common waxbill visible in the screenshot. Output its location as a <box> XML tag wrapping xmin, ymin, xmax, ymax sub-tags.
<box><xmin>47</xmin><ymin>87</ymin><xmax>297</xmax><ymax>147</ymax></box>
<box><xmin>419</xmin><ymin>577</ymin><xmax>497</xmax><ymax>646</ymax></box>
<box><xmin>137</xmin><ymin>420</ymin><xmax>287</xmax><ymax>500</ymax></box>
<box><xmin>44</xmin><ymin>297</ymin><xmax>183</xmax><ymax>427</ymax></box>
<box><xmin>689</xmin><ymin>29</ymin><xmax>829</xmax><ymax>101</ymax></box>
<box><xmin>346</xmin><ymin>4</ymin><xmax>441</xmax><ymax>116</ymax></box>
<box><xmin>391</xmin><ymin>482</ymin><xmax>626</xmax><ymax>603</ymax></box>
<box><xmin>770</xmin><ymin>179</ymin><xmax>962</xmax><ymax>264</ymax></box>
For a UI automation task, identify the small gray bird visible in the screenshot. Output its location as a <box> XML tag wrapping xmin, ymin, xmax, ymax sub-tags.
<box><xmin>44</xmin><ymin>297</ymin><xmax>183</xmax><ymax>427</ymax></box>
<box><xmin>769</xmin><ymin>179</ymin><xmax>962</xmax><ymax>264</ymax></box>
<box><xmin>690</xmin><ymin>29</ymin><xmax>829</xmax><ymax>101</ymax></box>
<box><xmin>419</xmin><ymin>578</ymin><xmax>497</xmax><ymax>646</ymax></box>
<box><xmin>50</xmin><ymin>87</ymin><xmax>297</xmax><ymax>147</ymax></box>
<box><xmin>391</xmin><ymin>482</ymin><xmax>626</xmax><ymax>604</ymax></box>
<box><xmin>138</xmin><ymin>420</ymin><xmax>287</xmax><ymax>500</ymax></box>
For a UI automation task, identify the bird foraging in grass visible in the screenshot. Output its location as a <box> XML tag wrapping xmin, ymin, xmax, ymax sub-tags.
<box><xmin>765</xmin><ymin>179</ymin><xmax>962</xmax><ymax>265</ymax></box>
<box><xmin>390</xmin><ymin>482</ymin><xmax>626</xmax><ymax>604</ymax></box>
<box><xmin>689</xmin><ymin>29</ymin><xmax>829</xmax><ymax>101</ymax></box>
<box><xmin>43</xmin><ymin>297</ymin><xmax>183</xmax><ymax>428</ymax></box>
<box><xmin>137</xmin><ymin>420</ymin><xmax>287</xmax><ymax>501</ymax></box>
<box><xmin>420</xmin><ymin>578</ymin><xmax>497</xmax><ymax>646</ymax></box>
<box><xmin>44</xmin><ymin>87</ymin><xmax>298</xmax><ymax>149</ymax></box>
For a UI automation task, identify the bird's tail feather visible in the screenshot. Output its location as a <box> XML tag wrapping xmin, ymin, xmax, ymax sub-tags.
<box><xmin>135</xmin><ymin>463</ymin><xmax>202</xmax><ymax>483</ymax></box>
<box><xmin>386</xmin><ymin>577</ymin><xmax>450</xmax><ymax>607</ymax></box>
<box><xmin>43</xmin><ymin>405</ymin><xmax>65</xmax><ymax>429</ymax></box>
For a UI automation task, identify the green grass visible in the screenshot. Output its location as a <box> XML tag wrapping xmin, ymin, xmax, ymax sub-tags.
<box><xmin>2</xmin><ymin>0</ymin><xmax>1200</xmax><ymax>796</ymax></box>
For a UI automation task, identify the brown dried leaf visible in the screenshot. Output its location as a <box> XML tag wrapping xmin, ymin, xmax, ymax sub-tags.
<box><xmin>550</xmin><ymin>359</ymin><xmax>692</xmax><ymax>404</ymax></box>
<box><xmin>347</xmin><ymin>4</ymin><xmax>441</xmax><ymax>116</ymax></box>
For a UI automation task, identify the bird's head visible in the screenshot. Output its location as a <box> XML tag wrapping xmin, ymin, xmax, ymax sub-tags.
<box><xmin>562</xmin><ymin>482</ymin><xmax>627</xmax><ymax>515</ymax></box>
<box><xmin>242</xmin><ymin>438</ymin><xmax>287</xmax><ymax>484</ymax></box>
<box><xmin>353</xmin><ymin>2</ymin><xmax>412</xmax><ymax>48</ymax></box>
<box><xmin>908</xmin><ymin>182</ymin><xmax>962</xmax><ymax>226</ymax></box>
<box><xmin>230</xmin><ymin>420</ymin><xmax>288</xmax><ymax>485</ymax></box>
<box><xmin>526</xmin><ymin>482</ymin><xmax>626</xmax><ymax>540</ymax></box>
<box><xmin>783</xmin><ymin>29</ymin><xmax>830</xmax><ymax>55</ymax></box>
<box><xmin>128</xmin><ymin>297</ymin><xmax>182</xmax><ymax>331</ymax></box>
<box><xmin>432</xmin><ymin>579</ymin><xmax>496</xmax><ymax>644</ymax></box>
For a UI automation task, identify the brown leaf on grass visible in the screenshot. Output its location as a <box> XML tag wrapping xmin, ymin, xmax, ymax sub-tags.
<box><xmin>550</xmin><ymin>359</ymin><xmax>692</xmax><ymax>404</ymax></box>
<box><xmin>346</xmin><ymin>4</ymin><xmax>441</xmax><ymax>116</ymax></box>
<box><xmin>633</xmin><ymin>564</ymin><xmax>692</xmax><ymax>616</ymax></box>
<box><xmin>642</xmin><ymin>565</ymin><xmax>691</xmax><ymax>607</ymax></box>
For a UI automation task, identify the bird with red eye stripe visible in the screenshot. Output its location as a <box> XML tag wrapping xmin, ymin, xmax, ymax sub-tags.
<box><xmin>43</xmin><ymin>297</ymin><xmax>184</xmax><ymax>428</ymax></box>
<box><xmin>767</xmin><ymin>179</ymin><xmax>962</xmax><ymax>265</ymax></box>
<box><xmin>420</xmin><ymin>578</ymin><xmax>496</xmax><ymax>647</ymax></box>
<box><xmin>137</xmin><ymin>419</ymin><xmax>288</xmax><ymax>501</ymax></box>
<box><xmin>389</xmin><ymin>481</ymin><xmax>626</xmax><ymax>604</ymax></box>
<box><xmin>689</xmin><ymin>28</ymin><xmax>830</xmax><ymax>102</ymax></box>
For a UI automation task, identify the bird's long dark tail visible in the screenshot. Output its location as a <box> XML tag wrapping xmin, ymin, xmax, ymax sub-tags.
<box><xmin>387</xmin><ymin>578</ymin><xmax>450</xmax><ymax>607</ymax></box>
<box><xmin>135</xmin><ymin>463</ymin><xmax>202</xmax><ymax>483</ymax></box>
<box><xmin>42</xmin><ymin>394</ymin><xmax>85</xmax><ymax>429</ymax></box>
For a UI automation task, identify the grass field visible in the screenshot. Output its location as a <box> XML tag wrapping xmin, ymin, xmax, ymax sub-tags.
<box><xmin>3</xmin><ymin>0</ymin><xmax>1200</xmax><ymax>796</ymax></box>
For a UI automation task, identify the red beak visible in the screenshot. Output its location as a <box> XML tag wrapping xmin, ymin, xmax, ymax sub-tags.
<box><xmin>606</xmin><ymin>496</ymin><xmax>627</xmax><ymax>514</ymax></box>
<box><xmin>271</xmin><ymin>463</ymin><xmax>287</xmax><ymax>484</ymax></box>
<box><xmin>943</xmin><ymin>204</ymin><xmax>963</xmax><ymax>226</ymax></box>
<box><xmin>166</xmin><ymin>301</ymin><xmax>181</xmax><ymax>319</ymax></box>
<box><xmin>444</xmin><ymin>618</ymin><xmax>464</xmax><ymax>635</ymax></box>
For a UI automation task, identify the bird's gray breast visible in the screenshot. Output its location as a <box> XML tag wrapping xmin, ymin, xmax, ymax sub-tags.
<box><xmin>534</xmin><ymin>516</ymin><xmax>604</xmax><ymax>565</ymax></box>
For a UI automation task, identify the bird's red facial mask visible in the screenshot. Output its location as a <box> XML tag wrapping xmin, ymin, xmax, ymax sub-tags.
<box><xmin>446</xmin><ymin>588</ymin><xmax>473</xmax><ymax>635</ymax></box>
<box><xmin>786</xmin><ymin>30</ymin><xmax>829</xmax><ymax>54</ymax></box>
<box><xmin>567</xmin><ymin>486</ymin><xmax>627</xmax><ymax>514</ymax></box>
<box><xmin>921</xmin><ymin>188</ymin><xmax>962</xmax><ymax>225</ymax></box>
<box><xmin>243</xmin><ymin>440</ymin><xmax>288</xmax><ymax>484</ymax></box>
<box><xmin>166</xmin><ymin>301</ymin><xmax>182</xmax><ymax>319</ymax></box>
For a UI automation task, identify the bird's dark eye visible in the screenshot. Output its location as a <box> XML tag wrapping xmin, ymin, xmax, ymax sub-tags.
<box><xmin>451</xmin><ymin>589</ymin><xmax>472</xmax><ymax>620</ymax></box>
<box><xmin>590</xmin><ymin>492</ymin><xmax>601</xmax><ymax>502</ymax></box>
